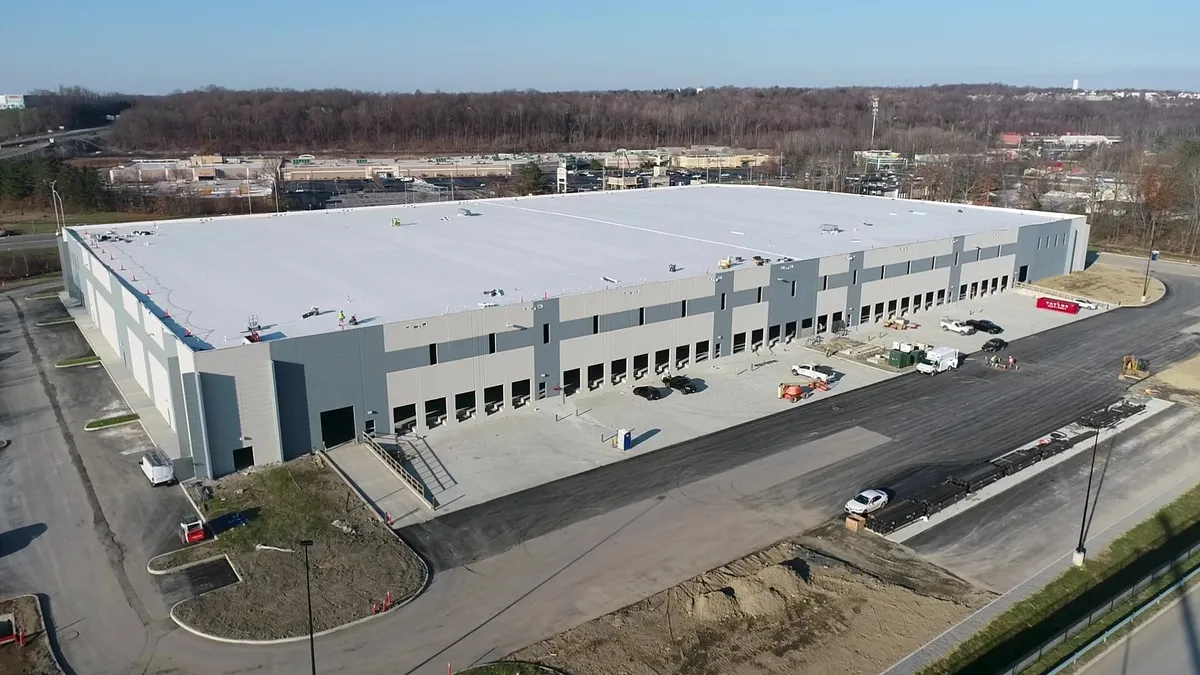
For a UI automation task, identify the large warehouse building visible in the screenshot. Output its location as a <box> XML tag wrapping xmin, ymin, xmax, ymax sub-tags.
<box><xmin>59</xmin><ymin>185</ymin><xmax>1088</xmax><ymax>480</ymax></box>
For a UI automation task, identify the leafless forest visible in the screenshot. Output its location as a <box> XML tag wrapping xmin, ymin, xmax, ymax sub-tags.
<box><xmin>101</xmin><ymin>86</ymin><xmax>1200</xmax><ymax>155</ymax></box>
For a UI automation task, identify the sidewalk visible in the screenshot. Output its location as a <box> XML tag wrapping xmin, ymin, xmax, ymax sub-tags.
<box><xmin>61</xmin><ymin>296</ymin><xmax>181</xmax><ymax>461</ymax></box>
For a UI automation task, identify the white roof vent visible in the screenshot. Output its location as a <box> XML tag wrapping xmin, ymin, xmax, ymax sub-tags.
<box><xmin>820</xmin><ymin>224</ymin><xmax>843</xmax><ymax>235</ymax></box>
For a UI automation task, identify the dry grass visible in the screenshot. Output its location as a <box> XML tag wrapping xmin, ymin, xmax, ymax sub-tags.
<box><xmin>512</xmin><ymin>523</ymin><xmax>991</xmax><ymax>675</ymax></box>
<box><xmin>0</xmin><ymin>595</ymin><xmax>61</xmax><ymax>675</ymax></box>
<box><xmin>1035</xmin><ymin>263</ymin><xmax>1166</xmax><ymax>306</ymax></box>
<box><xmin>168</xmin><ymin>457</ymin><xmax>426</xmax><ymax>640</ymax></box>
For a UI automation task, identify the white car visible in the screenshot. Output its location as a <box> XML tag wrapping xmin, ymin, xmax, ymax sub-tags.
<box><xmin>1073</xmin><ymin>298</ymin><xmax>1100</xmax><ymax>310</ymax></box>
<box><xmin>791</xmin><ymin>363</ymin><xmax>835</xmax><ymax>382</ymax></box>
<box><xmin>845</xmin><ymin>489</ymin><xmax>889</xmax><ymax>515</ymax></box>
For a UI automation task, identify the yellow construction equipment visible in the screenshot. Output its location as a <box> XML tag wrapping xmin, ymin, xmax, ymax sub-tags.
<box><xmin>1120</xmin><ymin>354</ymin><xmax>1150</xmax><ymax>381</ymax></box>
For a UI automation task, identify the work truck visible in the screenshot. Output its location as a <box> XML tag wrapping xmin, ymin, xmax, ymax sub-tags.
<box><xmin>939</xmin><ymin>318</ymin><xmax>976</xmax><ymax>335</ymax></box>
<box><xmin>916</xmin><ymin>346</ymin><xmax>961</xmax><ymax>375</ymax></box>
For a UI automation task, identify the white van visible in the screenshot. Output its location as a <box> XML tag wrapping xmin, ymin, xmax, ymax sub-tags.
<box><xmin>140</xmin><ymin>450</ymin><xmax>176</xmax><ymax>486</ymax></box>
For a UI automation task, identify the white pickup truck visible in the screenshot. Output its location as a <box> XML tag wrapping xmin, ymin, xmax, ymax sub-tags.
<box><xmin>916</xmin><ymin>346</ymin><xmax>961</xmax><ymax>374</ymax></box>
<box><xmin>791</xmin><ymin>363</ymin><xmax>836</xmax><ymax>383</ymax></box>
<box><xmin>940</xmin><ymin>318</ymin><xmax>976</xmax><ymax>335</ymax></box>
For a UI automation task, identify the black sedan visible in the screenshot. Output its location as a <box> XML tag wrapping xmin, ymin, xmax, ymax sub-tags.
<box><xmin>633</xmin><ymin>386</ymin><xmax>662</xmax><ymax>401</ymax></box>
<box><xmin>662</xmin><ymin>375</ymin><xmax>698</xmax><ymax>394</ymax></box>
<box><xmin>967</xmin><ymin>319</ymin><xmax>1004</xmax><ymax>334</ymax></box>
<box><xmin>982</xmin><ymin>337</ymin><xmax>1008</xmax><ymax>352</ymax></box>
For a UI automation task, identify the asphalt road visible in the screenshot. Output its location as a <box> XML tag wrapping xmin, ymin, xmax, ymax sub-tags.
<box><xmin>0</xmin><ymin>234</ymin><xmax>58</xmax><ymax>251</ymax></box>
<box><xmin>905</xmin><ymin>404</ymin><xmax>1200</xmax><ymax>592</ymax></box>
<box><xmin>1081</xmin><ymin>583</ymin><xmax>1200</xmax><ymax>675</ymax></box>
<box><xmin>400</xmin><ymin>270</ymin><xmax>1200</xmax><ymax>571</ymax></box>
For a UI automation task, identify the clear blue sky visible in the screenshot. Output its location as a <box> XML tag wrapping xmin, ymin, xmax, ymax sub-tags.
<box><xmin>7</xmin><ymin>0</ymin><xmax>1198</xmax><ymax>94</ymax></box>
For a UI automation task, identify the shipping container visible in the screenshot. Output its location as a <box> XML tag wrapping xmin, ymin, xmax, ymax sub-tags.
<box><xmin>1036</xmin><ymin>297</ymin><xmax>1081</xmax><ymax>314</ymax></box>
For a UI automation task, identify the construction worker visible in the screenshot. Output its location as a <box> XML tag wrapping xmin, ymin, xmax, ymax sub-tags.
<box><xmin>338</xmin><ymin>310</ymin><xmax>346</xmax><ymax>323</ymax></box>
<box><xmin>1008</xmin><ymin>355</ymin><xmax>1016</xmax><ymax>369</ymax></box>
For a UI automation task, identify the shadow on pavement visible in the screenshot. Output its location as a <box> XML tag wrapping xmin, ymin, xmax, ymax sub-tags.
<box><xmin>155</xmin><ymin>557</ymin><xmax>240</xmax><ymax>606</ymax></box>
<box><xmin>0</xmin><ymin>522</ymin><xmax>47</xmax><ymax>558</ymax></box>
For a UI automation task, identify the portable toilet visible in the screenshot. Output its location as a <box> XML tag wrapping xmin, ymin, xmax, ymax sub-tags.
<box><xmin>616</xmin><ymin>428</ymin><xmax>632</xmax><ymax>451</ymax></box>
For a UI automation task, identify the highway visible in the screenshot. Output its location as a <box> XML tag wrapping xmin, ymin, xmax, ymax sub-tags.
<box><xmin>0</xmin><ymin>234</ymin><xmax>58</xmax><ymax>251</ymax></box>
<box><xmin>1081</xmin><ymin>583</ymin><xmax>1200</xmax><ymax>675</ymax></box>
<box><xmin>0</xmin><ymin>125</ymin><xmax>110</xmax><ymax>149</ymax></box>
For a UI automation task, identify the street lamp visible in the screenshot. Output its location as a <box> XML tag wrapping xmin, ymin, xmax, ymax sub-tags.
<box><xmin>48</xmin><ymin>181</ymin><xmax>65</xmax><ymax>233</ymax></box>
<box><xmin>1074</xmin><ymin>421</ymin><xmax>1105</xmax><ymax>566</ymax></box>
<box><xmin>300</xmin><ymin>539</ymin><xmax>316</xmax><ymax>675</ymax></box>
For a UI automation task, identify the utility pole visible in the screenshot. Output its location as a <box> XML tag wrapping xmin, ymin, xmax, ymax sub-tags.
<box><xmin>870</xmin><ymin>96</ymin><xmax>880</xmax><ymax>150</ymax></box>
<box><xmin>301</xmin><ymin>539</ymin><xmax>316</xmax><ymax>675</ymax></box>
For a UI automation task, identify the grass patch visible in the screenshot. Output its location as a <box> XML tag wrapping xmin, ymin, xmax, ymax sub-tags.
<box><xmin>83</xmin><ymin>413</ymin><xmax>139</xmax><ymax>430</ymax></box>
<box><xmin>198</xmin><ymin>462</ymin><xmax>337</xmax><ymax>555</ymax></box>
<box><xmin>920</xmin><ymin>480</ymin><xmax>1200</xmax><ymax>674</ymax></box>
<box><xmin>55</xmin><ymin>355</ymin><xmax>100</xmax><ymax>368</ymax></box>
<box><xmin>1092</xmin><ymin>244</ymin><xmax>1197</xmax><ymax>264</ymax></box>
<box><xmin>1019</xmin><ymin>548</ymin><xmax>1200</xmax><ymax>675</ymax></box>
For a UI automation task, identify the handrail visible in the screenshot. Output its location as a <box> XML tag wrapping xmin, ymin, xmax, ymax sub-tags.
<box><xmin>362</xmin><ymin>434</ymin><xmax>436</xmax><ymax>511</ymax></box>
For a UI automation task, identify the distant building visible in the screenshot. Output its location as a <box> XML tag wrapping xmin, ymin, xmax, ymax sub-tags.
<box><xmin>672</xmin><ymin>148</ymin><xmax>772</xmax><ymax>170</ymax></box>
<box><xmin>0</xmin><ymin>94</ymin><xmax>26</xmax><ymax>110</ymax></box>
<box><xmin>1000</xmin><ymin>132</ymin><xmax>1027</xmax><ymax>147</ymax></box>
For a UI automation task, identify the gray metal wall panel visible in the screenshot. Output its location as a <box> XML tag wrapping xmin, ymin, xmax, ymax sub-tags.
<box><xmin>730</xmin><ymin>288</ymin><xmax>760</xmax><ymax>309</ymax></box>
<box><xmin>181</xmin><ymin>372</ymin><xmax>211</xmax><ymax>479</ymax></box>
<box><xmin>532</xmin><ymin>298</ymin><xmax>561</xmax><ymax>393</ymax></box>
<box><xmin>910</xmin><ymin>257</ymin><xmax>935</xmax><ymax>274</ymax></box>
<box><xmin>934</xmin><ymin>253</ymin><xmax>955</xmax><ymax>269</ymax></box>
<box><xmin>947</xmin><ymin>237</ymin><xmax>965</xmax><ymax>297</ymax></box>
<box><xmin>603</xmin><ymin>309</ymin><xmax>639</xmax><ymax>332</ymax></box>
<box><xmin>826</xmin><ymin>271</ymin><xmax>852</xmax><ymax>290</ymax></box>
<box><xmin>356</xmin><ymin>327</ymin><xmax>389</xmax><ymax>438</ymax></box>
<box><xmin>199</xmin><ymin>373</ymin><xmax>240</xmax><ymax>477</ymax></box>
<box><xmin>1000</xmin><ymin>242</ymin><xmax>1019</xmax><ymax>257</ymax></box>
<box><xmin>644</xmin><ymin>301</ymin><xmax>683</xmax><ymax>324</ymax></box>
<box><xmin>438</xmin><ymin>335</ymin><xmax>489</xmax><ymax>363</ymax></box>
<box><xmin>860</xmin><ymin>266</ymin><xmax>884</xmax><ymax>283</ymax></box>
<box><xmin>845</xmin><ymin>250</ymin><xmax>864</xmax><ymax>326</ymax></box>
<box><xmin>687</xmin><ymin>295</ymin><xmax>717</xmax><ymax>316</ymax></box>
<box><xmin>272</xmin><ymin>360</ymin><xmax>312</xmax><ymax>459</ymax></box>
<box><xmin>884</xmin><ymin>262</ymin><xmax>909</xmax><ymax>279</ymax></box>
<box><xmin>766</xmin><ymin>258</ymin><xmax>820</xmax><ymax>331</ymax></box>
<box><xmin>1014</xmin><ymin>219</ymin><xmax>1075</xmax><ymax>281</ymax></box>
<box><xmin>557</xmin><ymin>317</ymin><xmax>594</xmax><ymax>341</ymax></box>
<box><xmin>961</xmin><ymin>247</ymin><xmax>980</xmax><ymax>264</ymax></box>
<box><xmin>166</xmin><ymin>356</ymin><xmax>191</xmax><ymax>460</ymax></box>
<box><xmin>978</xmin><ymin>245</ymin><xmax>1000</xmax><ymax>261</ymax></box>
<box><xmin>495</xmin><ymin>325</ymin><xmax>537</xmax><ymax>352</ymax></box>
<box><xmin>383</xmin><ymin>345</ymin><xmax>432</xmax><ymax>372</ymax></box>
<box><xmin>711</xmin><ymin>273</ymin><xmax>735</xmax><ymax>356</ymax></box>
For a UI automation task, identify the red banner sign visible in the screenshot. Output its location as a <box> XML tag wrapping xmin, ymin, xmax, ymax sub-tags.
<box><xmin>1036</xmin><ymin>297</ymin><xmax>1080</xmax><ymax>314</ymax></box>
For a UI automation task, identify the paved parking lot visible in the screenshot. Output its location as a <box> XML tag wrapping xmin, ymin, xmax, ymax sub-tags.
<box><xmin>0</xmin><ymin>291</ymin><xmax>191</xmax><ymax>675</ymax></box>
<box><xmin>392</xmin><ymin>290</ymin><xmax>1103</xmax><ymax>528</ymax></box>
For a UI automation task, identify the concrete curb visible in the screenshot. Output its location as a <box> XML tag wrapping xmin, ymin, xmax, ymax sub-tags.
<box><xmin>53</xmin><ymin>358</ymin><xmax>101</xmax><ymax>369</ymax></box>
<box><xmin>164</xmin><ymin>453</ymin><xmax>432</xmax><ymax>645</ymax></box>
<box><xmin>458</xmin><ymin>663</ymin><xmax>571</xmax><ymax>674</ymax></box>
<box><xmin>146</xmin><ymin>549</ymin><xmax>228</xmax><ymax>576</ymax></box>
<box><xmin>35</xmin><ymin>317</ymin><xmax>75</xmax><ymax>327</ymax></box>
<box><xmin>0</xmin><ymin>593</ymin><xmax>67</xmax><ymax>675</ymax></box>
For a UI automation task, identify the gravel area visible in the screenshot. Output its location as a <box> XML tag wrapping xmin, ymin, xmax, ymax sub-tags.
<box><xmin>170</xmin><ymin>456</ymin><xmax>426</xmax><ymax>640</ymax></box>
<box><xmin>1036</xmin><ymin>263</ymin><xmax>1166</xmax><ymax>306</ymax></box>
<box><xmin>512</xmin><ymin>523</ymin><xmax>992</xmax><ymax>675</ymax></box>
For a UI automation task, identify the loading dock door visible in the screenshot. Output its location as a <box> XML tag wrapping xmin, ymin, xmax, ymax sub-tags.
<box><xmin>319</xmin><ymin>406</ymin><xmax>356</xmax><ymax>448</ymax></box>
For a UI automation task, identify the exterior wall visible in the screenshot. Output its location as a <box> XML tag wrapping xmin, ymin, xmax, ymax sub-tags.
<box><xmin>61</xmin><ymin>214</ymin><xmax>1090</xmax><ymax>478</ymax></box>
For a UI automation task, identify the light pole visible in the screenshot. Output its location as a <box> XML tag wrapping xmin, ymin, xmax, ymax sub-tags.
<box><xmin>301</xmin><ymin>539</ymin><xmax>316</xmax><ymax>675</ymax></box>
<box><xmin>49</xmin><ymin>181</ymin><xmax>65</xmax><ymax>232</ymax></box>
<box><xmin>1074</xmin><ymin>424</ymin><xmax>1104</xmax><ymax>566</ymax></box>
<box><xmin>1142</xmin><ymin>219</ymin><xmax>1158</xmax><ymax>303</ymax></box>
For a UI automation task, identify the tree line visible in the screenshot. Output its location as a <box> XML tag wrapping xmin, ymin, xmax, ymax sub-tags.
<box><xmin>104</xmin><ymin>85</ymin><xmax>1200</xmax><ymax>156</ymax></box>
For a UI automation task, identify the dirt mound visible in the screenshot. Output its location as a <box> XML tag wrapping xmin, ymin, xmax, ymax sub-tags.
<box><xmin>690</xmin><ymin>588</ymin><xmax>737</xmax><ymax>621</ymax></box>
<box><xmin>690</xmin><ymin>561</ymin><xmax>812</xmax><ymax>621</ymax></box>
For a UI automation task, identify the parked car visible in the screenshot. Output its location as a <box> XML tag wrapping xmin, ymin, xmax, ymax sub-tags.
<box><xmin>791</xmin><ymin>363</ymin><xmax>836</xmax><ymax>382</ymax></box>
<box><xmin>982</xmin><ymin>337</ymin><xmax>1008</xmax><ymax>352</ymax></box>
<box><xmin>633</xmin><ymin>385</ymin><xmax>662</xmax><ymax>401</ymax></box>
<box><xmin>940</xmin><ymin>318</ymin><xmax>976</xmax><ymax>335</ymax></box>
<box><xmin>1073</xmin><ymin>298</ymin><xmax>1100</xmax><ymax>310</ymax></box>
<box><xmin>966</xmin><ymin>319</ymin><xmax>1004</xmax><ymax>334</ymax></box>
<box><xmin>661</xmin><ymin>375</ymin><xmax>697</xmax><ymax>394</ymax></box>
<box><xmin>140</xmin><ymin>449</ymin><xmax>176</xmax><ymax>486</ymax></box>
<box><xmin>845</xmin><ymin>489</ymin><xmax>889</xmax><ymax>515</ymax></box>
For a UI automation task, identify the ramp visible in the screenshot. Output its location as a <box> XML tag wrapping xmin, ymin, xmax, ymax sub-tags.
<box><xmin>379</xmin><ymin>434</ymin><xmax>463</xmax><ymax>507</ymax></box>
<box><xmin>324</xmin><ymin>442</ymin><xmax>427</xmax><ymax>524</ymax></box>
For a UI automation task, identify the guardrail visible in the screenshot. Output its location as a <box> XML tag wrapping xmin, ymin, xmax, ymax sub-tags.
<box><xmin>362</xmin><ymin>434</ymin><xmax>436</xmax><ymax>511</ymax></box>
<box><xmin>998</xmin><ymin>539</ymin><xmax>1200</xmax><ymax>675</ymax></box>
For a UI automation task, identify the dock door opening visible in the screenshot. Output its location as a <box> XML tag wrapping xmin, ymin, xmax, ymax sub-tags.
<box><xmin>319</xmin><ymin>406</ymin><xmax>355</xmax><ymax>448</ymax></box>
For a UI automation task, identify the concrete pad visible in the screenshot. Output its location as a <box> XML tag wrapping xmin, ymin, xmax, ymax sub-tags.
<box><xmin>325</xmin><ymin>442</ymin><xmax>427</xmax><ymax>523</ymax></box>
<box><xmin>392</xmin><ymin>288</ymin><xmax>1101</xmax><ymax>529</ymax></box>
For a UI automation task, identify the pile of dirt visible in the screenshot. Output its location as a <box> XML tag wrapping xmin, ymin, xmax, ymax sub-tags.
<box><xmin>170</xmin><ymin>456</ymin><xmax>426</xmax><ymax>640</ymax></box>
<box><xmin>513</xmin><ymin>524</ymin><xmax>993</xmax><ymax>675</ymax></box>
<box><xmin>1145</xmin><ymin>354</ymin><xmax>1200</xmax><ymax>405</ymax></box>
<box><xmin>1036</xmin><ymin>263</ymin><xmax>1166</xmax><ymax>306</ymax></box>
<box><xmin>0</xmin><ymin>595</ymin><xmax>61</xmax><ymax>675</ymax></box>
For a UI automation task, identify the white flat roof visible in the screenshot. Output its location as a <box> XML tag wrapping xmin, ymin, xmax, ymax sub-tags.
<box><xmin>71</xmin><ymin>185</ymin><xmax>1060</xmax><ymax>348</ymax></box>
